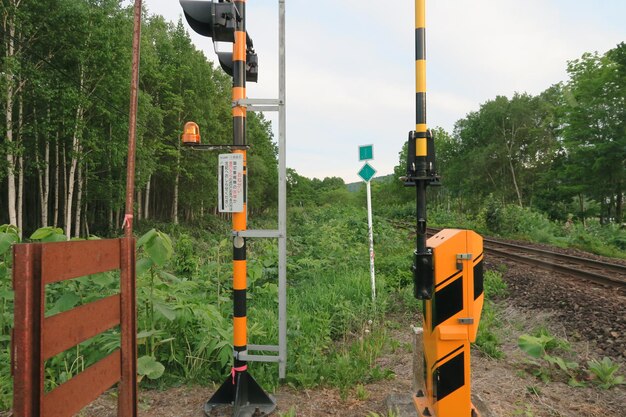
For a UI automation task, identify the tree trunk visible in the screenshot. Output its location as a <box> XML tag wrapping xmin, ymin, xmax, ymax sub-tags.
<box><xmin>84</xmin><ymin>205</ymin><xmax>90</xmax><ymax>237</ymax></box>
<box><xmin>62</xmin><ymin>141</ymin><xmax>67</xmax><ymax>231</ymax></box>
<box><xmin>173</xmin><ymin>167</ymin><xmax>180</xmax><ymax>224</ymax></box>
<box><xmin>502</xmin><ymin>121</ymin><xmax>523</xmax><ymax>208</ymax></box>
<box><xmin>600</xmin><ymin>199</ymin><xmax>605</xmax><ymax>226</ymax></box>
<box><xmin>579</xmin><ymin>193</ymin><xmax>586</xmax><ymax>227</ymax></box>
<box><xmin>144</xmin><ymin>174</ymin><xmax>151</xmax><ymax>220</ymax></box>
<box><xmin>83</xmin><ymin>162</ymin><xmax>89</xmax><ymax>237</ymax></box>
<box><xmin>35</xmin><ymin>106</ymin><xmax>50</xmax><ymax>228</ymax></box>
<box><xmin>507</xmin><ymin>153</ymin><xmax>523</xmax><ymax>208</ymax></box>
<box><xmin>43</xmin><ymin>124</ymin><xmax>50</xmax><ymax>226</ymax></box>
<box><xmin>108</xmin><ymin>163</ymin><xmax>113</xmax><ymax>232</ymax></box>
<box><xmin>107</xmin><ymin>124</ymin><xmax>113</xmax><ymax>232</ymax></box>
<box><xmin>173</xmin><ymin>136</ymin><xmax>181</xmax><ymax>225</ymax></box>
<box><xmin>616</xmin><ymin>185</ymin><xmax>623</xmax><ymax>224</ymax></box>
<box><xmin>173</xmin><ymin>89</ymin><xmax>183</xmax><ymax>225</ymax></box>
<box><xmin>136</xmin><ymin>182</ymin><xmax>142</xmax><ymax>222</ymax></box>
<box><xmin>65</xmin><ymin>67</ymin><xmax>85</xmax><ymax>239</ymax></box>
<box><xmin>53</xmin><ymin>133</ymin><xmax>60</xmax><ymax>228</ymax></box>
<box><xmin>4</xmin><ymin>6</ymin><xmax>17</xmax><ymax>229</ymax></box>
<box><xmin>74</xmin><ymin>161</ymin><xmax>83</xmax><ymax>238</ymax></box>
<box><xmin>42</xmin><ymin>106</ymin><xmax>51</xmax><ymax>227</ymax></box>
<box><xmin>17</xmin><ymin>87</ymin><xmax>24</xmax><ymax>234</ymax></box>
<box><xmin>37</xmin><ymin>127</ymin><xmax>45</xmax><ymax>226</ymax></box>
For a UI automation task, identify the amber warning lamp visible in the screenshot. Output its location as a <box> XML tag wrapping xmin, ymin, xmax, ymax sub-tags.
<box><xmin>182</xmin><ymin>122</ymin><xmax>201</xmax><ymax>144</ymax></box>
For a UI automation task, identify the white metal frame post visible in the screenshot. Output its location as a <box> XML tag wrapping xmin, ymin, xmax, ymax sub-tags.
<box><xmin>277</xmin><ymin>0</ymin><xmax>287</xmax><ymax>380</ymax></box>
<box><xmin>358</xmin><ymin>149</ymin><xmax>376</xmax><ymax>303</ymax></box>
<box><xmin>366</xmin><ymin>180</ymin><xmax>376</xmax><ymax>301</ymax></box>
<box><xmin>233</xmin><ymin>0</ymin><xmax>287</xmax><ymax>380</ymax></box>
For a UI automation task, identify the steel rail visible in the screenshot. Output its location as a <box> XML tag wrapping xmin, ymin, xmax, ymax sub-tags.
<box><xmin>482</xmin><ymin>237</ymin><xmax>626</xmax><ymax>276</ymax></box>
<box><xmin>416</xmin><ymin>225</ymin><xmax>626</xmax><ymax>289</ymax></box>
<box><xmin>482</xmin><ymin>242</ymin><xmax>626</xmax><ymax>289</ymax></box>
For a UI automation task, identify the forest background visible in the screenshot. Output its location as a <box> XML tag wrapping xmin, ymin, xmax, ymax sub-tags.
<box><xmin>1</xmin><ymin>0</ymin><xmax>625</xmax><ymax>238</ymax></box>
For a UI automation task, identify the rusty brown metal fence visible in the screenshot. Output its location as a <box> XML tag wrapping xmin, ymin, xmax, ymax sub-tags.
<box><xmin>11</xmin><ymin>238</ymin><xmax>137</xmax><ymax>417</ymax></box>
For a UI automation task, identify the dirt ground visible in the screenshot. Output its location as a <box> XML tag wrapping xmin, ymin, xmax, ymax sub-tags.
<box><xmin>4</xmin><ymin>246</ymin><xmax>626</xmax><ymax>417</ymax></box>
<box><xmin>80</xmin><ymin>318</ymin><xmax>625</xmax><ymax>417</ymax></box>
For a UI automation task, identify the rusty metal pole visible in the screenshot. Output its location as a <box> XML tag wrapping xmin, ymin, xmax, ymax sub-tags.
<box><xmin>124</xmin><ymin>0</ymin><xmax>142</xmax><ymax>239</ymax></box>
<box><xmin>12</xmin><ymin>244</ymin><xmax>43</xmax><ymax>417</ymax></box>
<box><xmin>120</xmin><ymin>1</ymin><xmax>141</xmax><ymax>415</ymax></box>
<box><xmin>119</xmin><ymin>237</ymin><xmax>138</xmax><ymax>416</ymax></box>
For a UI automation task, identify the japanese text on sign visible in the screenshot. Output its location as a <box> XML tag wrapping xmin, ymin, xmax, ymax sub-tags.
<box><xmin>218</xmin><ymin>154</ymin><xmax>244</xmax><ymax>213</ymax></box>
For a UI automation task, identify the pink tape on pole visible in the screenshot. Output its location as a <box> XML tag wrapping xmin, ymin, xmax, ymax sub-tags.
<box><xmin>122</xmin><ymin>214</ymin><xmax>134</xmax><ymax>229</ymax></box>
<box><xmin>231</xmin><ymin>365</ymin><xmax>248</xmax><ymax>384</ymax></box>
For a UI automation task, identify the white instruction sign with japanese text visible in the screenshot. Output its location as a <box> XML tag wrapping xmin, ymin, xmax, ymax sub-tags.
<box><xmin>218</xmin><ymin>153</ymin><xmax>244</xmax><ymax>213</ymax></box>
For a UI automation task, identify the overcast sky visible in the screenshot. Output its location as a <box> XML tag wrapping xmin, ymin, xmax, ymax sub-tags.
<box><xmin>139</xmin><ymin>0</ymin><xmax>626</xmax><ymax>182</ymax></box>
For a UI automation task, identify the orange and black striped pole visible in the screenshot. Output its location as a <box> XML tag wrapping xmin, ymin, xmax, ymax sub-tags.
<box><xmin>231</xmin><ymin>0</ymin><xmax>249</xmax><ymax>389</ymax></box>
<box><xmin>205</xmin><ymin>1</ymin><xmax>274</xmax><ymax>415</ymax></box>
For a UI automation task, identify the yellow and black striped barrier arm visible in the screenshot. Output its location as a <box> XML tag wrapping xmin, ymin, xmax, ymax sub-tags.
<box><xmin>415</xmin><ymin>0</ymin><xmax>428</xmax><ymax>160</ymax></box>
<box><xmin>411</xmin><ymin>0</ymin><xmax>434</xmax><ymax>300</ymax></box>
<box><xmin>411</xmin><ymin>2</ymin><xmax>485</xmax><ymax>417</ymax></box>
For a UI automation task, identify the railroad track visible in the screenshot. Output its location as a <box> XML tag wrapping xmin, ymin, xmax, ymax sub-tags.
<box><xmin>390</xmin><ymin>221</ymin><xmax>626</xmax><ymax>289</ymax></box>
<box><xmin>481</xmin><ymin>238</ymin><xmax>625</xmax><ymax>288</ymax></box>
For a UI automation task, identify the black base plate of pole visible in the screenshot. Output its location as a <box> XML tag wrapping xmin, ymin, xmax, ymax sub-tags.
<box><xmin>204</xmin><ymin>371</ymin><xmax>276</xmax><ymax>417</ymax></box>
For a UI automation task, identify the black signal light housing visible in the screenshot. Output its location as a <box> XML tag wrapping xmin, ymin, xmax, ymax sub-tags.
<box><xmin>180</xmin><ymin>0</ymin><xmax>238</xmax><ymax>42</ymax></box>
<box><xmin>180</xmin><ymin>0</ymin><xmax>259</xmax><ymax>82</ymax></box>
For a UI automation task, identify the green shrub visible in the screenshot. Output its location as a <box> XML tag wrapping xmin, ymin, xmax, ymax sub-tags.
<box><xmin>475</xmin><ymin>301</ymin><xmax>504</xmax><ymax>359</ymax></box>
<box><xmin>484</xmin><ymin>270</ymin><xmax>508</xmax><ymax>299</ymax></box>
<box><xmin>518</xmin><ymin>330</ymin><xmax>582</xmax><ymax>386</ymax></box>
<box><xmin>483</xmin><ymin>198</ymin><xmax>559</xmax><ymax>240</ymax></box>
<box><xmin>174</xmin><ymin>234</ymin><xmax>198</xmax><ymax>277</ymax></box>
<box><xmin>587</xmin><ymin>357</ymin><xmax>625</xmax><ymax>389</ymax></box>
<box><xmin>565</xmin><ymin>220</ymin><xmax>626</xmax><ymax>258</ymax></box>
<box><xmin>474</xmin><ymin>269</ymin><xmax>507</xmax><ymax>358</ymax></box>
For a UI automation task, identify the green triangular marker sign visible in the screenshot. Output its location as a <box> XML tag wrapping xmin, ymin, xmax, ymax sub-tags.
<box><xmin>358</xmin><ymin>163</ymin><xmax>377</xmax><ymax>182</ymax></box>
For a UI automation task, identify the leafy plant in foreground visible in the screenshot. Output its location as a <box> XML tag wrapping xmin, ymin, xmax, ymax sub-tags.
<box><xmin>518</xmin><ymin>332</ymin><xmax>582</xmax><ymax>386</ymax></box>
<box><xmin>29</xmin><ymin>226</ymin><xmax>67</xmax><ymax>243</ymax></box>
<box><xmin>586</xmin><ymin>357</ymin><xmax>625</xmax><ymax>389</ymax></box>
<box><xmin>0</xmin><ymin>225</ymin><xmax>20</xmax><ymax>335</ymax></box>
<box><xmin>0</xmin><ymin>225</ymin><xmax>20</xmax><ymax>410</ymax></box>
<box><xmin>474</xmin><ymin>269</ymin><xmax>507</xmax><ymax>359</ymax></box>
<box><xmin>136</xmin><ymin>229</ymin><xmax>176</xmax><ymax>382</ymax></box>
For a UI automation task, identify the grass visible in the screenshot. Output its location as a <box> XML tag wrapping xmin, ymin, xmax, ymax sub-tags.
<box><xmin>474</xmin><ymin>270</ymin><xmax>508</xmax><ymax>359</ymax></box>
<box><xmin>0</xmin><ymin>205</ymin><xmax>411</xmax><ymax>409</ymax></box>
<box><xmin>0</xmin><ymin>200</ymin><xmax>531</xmax><ymax>412</ymax></box>
<box><xmin>8</xmin><ymin>197</ymin><xmax>622</xmax><ymax>410</ymax></box>
<box><xmin>386</xmin><ymin>200</ymin><xmax>626</xmax><ymax>260</ymax></box>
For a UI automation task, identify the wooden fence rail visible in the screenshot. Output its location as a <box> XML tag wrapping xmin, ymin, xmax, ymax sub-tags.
<box><xmin>11</xmin><ymin>238</ymin><xmax>137</xmax><ymax>417</ymax></box>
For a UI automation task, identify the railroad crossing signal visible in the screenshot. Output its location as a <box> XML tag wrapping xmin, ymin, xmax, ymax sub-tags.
<box><xmin>358</xmin><ymin>163</ymin><xmax>377</xmax><ymax>182</ymax></box>
<box><xmin>180</xmin><ymin>0</ymin><xmax>259</xmax><ymax>82</ymax></box>
<box><xmin>179</xmin><ymin>1</ymin><xmax>273</xmax><ymax>416</ymax></box>
<box><xmin>408</xmin><ymin>1</ymin><xmax>484</xmax><ymax>416</ymax></box>
<box><xmin>180</xmin><ymin>0</ymin><xmax>238</xmax><ymax>41</ymax></box>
